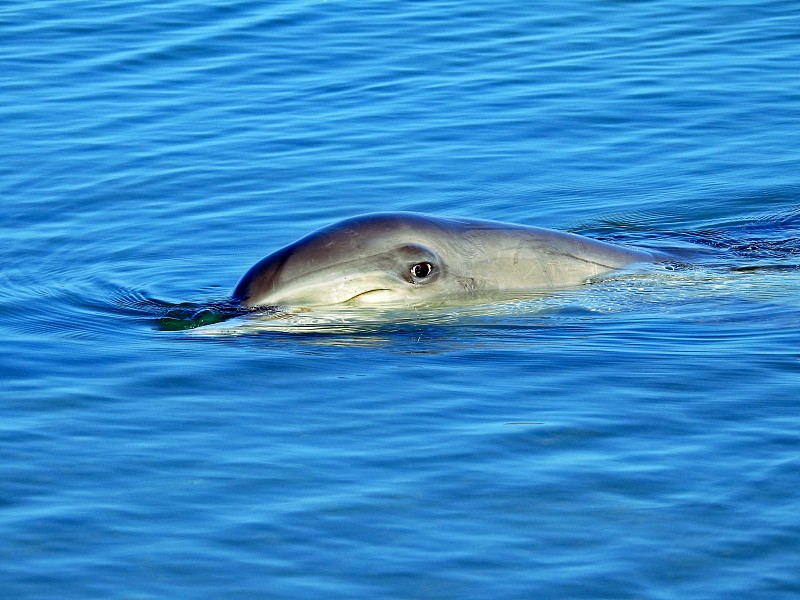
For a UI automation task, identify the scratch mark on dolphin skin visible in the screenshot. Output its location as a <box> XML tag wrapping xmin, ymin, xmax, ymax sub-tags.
<box><xmin>560</xmin><ymin>251</ymin><xmax>616</xmax><ymax>270</ymax></box>
<box><xmin>457</xmin><ymin>277</ymin><xmax>478</xmax><ymax>295</ymax></box>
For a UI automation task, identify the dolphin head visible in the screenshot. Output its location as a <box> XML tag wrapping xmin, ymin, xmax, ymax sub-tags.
<box><xmin>230</xmin><ymin>212</ymin><xmax>658</xmax><ymax>312</ymax></box>
<box><xmin>232</xmin><ymin>214</ymin><xmax>459</xmax><ymax>309</ymax></box>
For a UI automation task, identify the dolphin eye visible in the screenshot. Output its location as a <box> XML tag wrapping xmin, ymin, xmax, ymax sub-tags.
<box><xmin>411</xmin><ymin>262</ymin><xmax>434</xmax><ymax>280</ymax></box>
<box><xmin>395</xmin><ymin>245</ymin><xmax>440</xmax><ymax>284</ymax></box>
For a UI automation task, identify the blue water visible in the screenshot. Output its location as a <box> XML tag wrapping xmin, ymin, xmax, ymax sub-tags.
<box><xmin>2</xmin><ymin>1</ymin><xmax>800</xmax><ymax>597</ymax></box>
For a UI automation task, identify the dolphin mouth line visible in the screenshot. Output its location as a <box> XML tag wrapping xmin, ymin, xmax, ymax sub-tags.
<box><xmin>344</xmin><ymin>289</ymin><xmax>393</xmax><ymax>304</ymax></box>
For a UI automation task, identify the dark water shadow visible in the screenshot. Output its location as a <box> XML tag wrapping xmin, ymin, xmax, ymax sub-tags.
<box><xmin>583</xmin><ymin>202</ymin><xmax>800</xmax><ymax>272</ymax></box>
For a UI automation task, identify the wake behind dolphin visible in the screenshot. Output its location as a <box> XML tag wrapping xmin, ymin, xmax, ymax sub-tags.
<box><xmin>232</xmin><ymin>212</ymin><xmax>670</xmax><ymax>311</ymax></box>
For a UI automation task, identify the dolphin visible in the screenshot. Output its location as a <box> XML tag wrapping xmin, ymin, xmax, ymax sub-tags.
<box><xmin>232</xmin><ymin>212</ymin><xmax>668</xmax><ymax>310</ymax></box>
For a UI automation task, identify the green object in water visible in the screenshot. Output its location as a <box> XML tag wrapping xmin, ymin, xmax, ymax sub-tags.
<box><xmin>157</xmin><ymin>306</ymin><xmax>237</xmax><ymax>331</ymax></box>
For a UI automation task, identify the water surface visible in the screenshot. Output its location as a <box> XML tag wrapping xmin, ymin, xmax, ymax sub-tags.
<box><xmin>2</xmin><ymin>1</ymin><xmax>800</xmax><ymax>598</ymax></box>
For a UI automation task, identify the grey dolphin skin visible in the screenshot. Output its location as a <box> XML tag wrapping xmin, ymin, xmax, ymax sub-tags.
<box><xmin>232</xmin><ymin>213</ymin><xmax>666</xmax><ymax>310</ymax></box>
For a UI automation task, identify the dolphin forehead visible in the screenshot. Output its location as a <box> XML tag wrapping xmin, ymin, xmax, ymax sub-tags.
<box><xmin>277</xmin><ymin>213</ymin><xmax>468</xmax><ymax>266</ymax></box>
<box><xmin>313</xmin><ymin>213</ymin><xmax>460</xmax><ymax>244</ymax></box>
<box><xmin>284</xmin><ymin>213</ymin><xmax>457</xmax><ymax>262</ymax></box>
